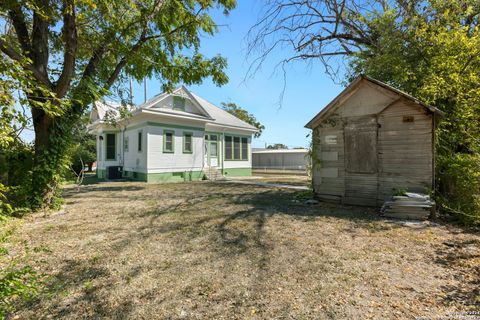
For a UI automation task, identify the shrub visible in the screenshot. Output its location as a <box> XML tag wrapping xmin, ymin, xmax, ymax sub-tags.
<box><xmin>0</xmin><ymin>264</ymin><xmax>40</xmax><ymax>318</ymax></box>
<box><xmin>437</xmin><ymin>154</ymin><xmax>480</xmax><ymax>224</ymax></box>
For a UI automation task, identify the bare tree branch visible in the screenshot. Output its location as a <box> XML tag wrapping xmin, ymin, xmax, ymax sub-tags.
<box><xmin>246</xmin><ymin>0</ymin><xmax>380</xmax><ymax>80</ymax></box>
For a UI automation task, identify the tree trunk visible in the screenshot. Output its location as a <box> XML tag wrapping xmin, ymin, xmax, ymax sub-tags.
<box><xmin>30</xmin><ymin>105</ymin><xmax>57</xmax><ymax>209</ymax></box>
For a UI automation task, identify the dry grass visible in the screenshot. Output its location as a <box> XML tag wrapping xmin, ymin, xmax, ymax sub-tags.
<box><xmin>248</xmin><ymin>173</ymin><xmax>310</xmax><ymax>187</ymax></box>
<box><xmin>2</xmin><ymin>181</ymin><xmax>479</xmax><ymax>319</ymax></box>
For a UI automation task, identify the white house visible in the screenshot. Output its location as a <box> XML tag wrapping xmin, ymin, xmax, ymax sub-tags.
<box><xmin>88</xmin><ymin>86</ymin><xmax>258</xmax><ymax>182</ymax></box>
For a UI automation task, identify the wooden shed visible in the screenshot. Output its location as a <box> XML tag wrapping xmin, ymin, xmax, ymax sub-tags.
<box><xmin>305</xmin><ymin>76</ymin><xmax>443</xmax><ymax>206</ymax></box>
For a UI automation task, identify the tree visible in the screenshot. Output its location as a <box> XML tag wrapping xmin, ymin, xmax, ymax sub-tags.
<box><xmin>69</xmin><ymin>117</ymin><xmax>97</xmax><ymax>174</ymax></box>
<box><xmin>267</xmin><ymin>143</ymin><xmax>288</xmax><ymax>150</ymax></box>
<box><xmin>221</xmin><ymin>102</ymin><xmax>265</xmax><ymax>138</ymax></box>
<box><xmin>1</xmin><ymin>0</ymin><xmax>235</xmax><ymax>209</ymax></box>
<box><xmin>249</xmin><ymin>0</ymin><xmax>480</xmax><ymax>223</ymax></box>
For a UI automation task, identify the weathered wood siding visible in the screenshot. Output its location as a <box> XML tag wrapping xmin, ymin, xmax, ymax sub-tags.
<box><xmin>336</xmin><ymin>82</ymin><xmax>396</xmax><ymax>118</ymax></box>
<box><xmin>343</xmin><ymin>116</ymin><xmax>379</xmax><ymax>206</ymax></box>
<box><xmin>312</xmin><ymin>124</ymin><xmax>345</xmax><ymax>202</ymax></box>
<box><xmin>377</xmin><ymin>100</ymin><xmax>433</xmax><ymax>203</ymax></box>
<box><xmin>311</xmin><ymin>81</ymin><xmax>435</xmax><ymax>207</ymax></box>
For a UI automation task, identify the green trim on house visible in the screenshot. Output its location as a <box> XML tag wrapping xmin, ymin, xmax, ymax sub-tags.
<box><xmin>123</xmin><ymin>170</ymin><xmax>148</xmax><ymax>181</ymax></box>
<box><xmin>163</xmin><ymin>129</ymin><xmax>175</xmax><ymax>153</ymax></box>
<box><xmin>124</xmin><ymin>170</ymin><xmax>204</xmax><ymax>182</ymax></box>
<box><xmin>206</xmin><ymin>131</ymin><xmax>251</xmax><ymax>138</ymax></box>
<box><xmin>222</xmin><ymin>167</ymin><xmax>252</xmax><ymax>177</ymax></box>
<box><xmin>97</xmin><ymin>169</ymin><xmax>107</xmax><ymax>179</ymax></box>
<box><xmin>126</xmin><ymin>121</ymin><xmax>205</xmax><ymax>132</ymax></box>
<box><xmin>183</xmin><ymin>132</ymin><xmax>193</xmax><ymax>153</ymax></box>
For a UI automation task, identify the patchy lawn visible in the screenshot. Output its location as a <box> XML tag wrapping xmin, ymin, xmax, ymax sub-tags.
<box><xmin>2</xmin><ymin>181</ymin><xmax>479</xmax><ymax>319</ymax></box>
<box><xmin>248</xmin><ymin>172</ymin><xmax>310</xmax><ymax>187</ymax></box>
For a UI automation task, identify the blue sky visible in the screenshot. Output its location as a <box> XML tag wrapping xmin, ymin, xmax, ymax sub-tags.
<box><xmin>129</xmin><ymin>0</ymin><xmax>346</xmax><ymax>149</ymax></box>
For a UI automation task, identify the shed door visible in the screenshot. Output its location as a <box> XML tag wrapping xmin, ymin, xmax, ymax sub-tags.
<box><xmin>343</xmin><ymin>116</ymin><xmax>378</xmax><ymax>206</ymax></box>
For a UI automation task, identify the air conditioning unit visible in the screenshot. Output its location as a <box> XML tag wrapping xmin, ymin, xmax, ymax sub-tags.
<box><xmin>107</xmin><ymin>166</ymin><xmax>123</xmax><ymax>180</ymax></box>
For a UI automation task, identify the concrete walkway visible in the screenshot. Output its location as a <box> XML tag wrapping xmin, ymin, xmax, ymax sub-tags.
<box><xmin>221</xmin><ymin>179</ymin><xmax>309</xmax><ymax>190</ymax></box>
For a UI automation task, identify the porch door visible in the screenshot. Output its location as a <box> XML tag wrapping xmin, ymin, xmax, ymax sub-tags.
<box><xmin>204</xmin><ymin>134</ymin><xmax>219</xmax><ymax>167</ymax></box>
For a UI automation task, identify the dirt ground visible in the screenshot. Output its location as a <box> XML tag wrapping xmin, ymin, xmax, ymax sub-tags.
<box><xmin>3</xmin><ymin>181</ymin><xmax>480</xmax><ymax>319</ymax></box>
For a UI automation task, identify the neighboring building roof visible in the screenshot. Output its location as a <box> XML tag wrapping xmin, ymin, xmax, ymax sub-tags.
<box><xmin>305</xmin><ymin>75</ymin><xmax>444</xmax><ymax>129</ymax></box>
<box><xmin>252</xmin><ymin>148</ymin><xmax>308</xmax><ymax>154</ymax></box>
<box><xmin>91</xmin><ymin>86</ymin><xmax>258</xmax><ymax>132</ymax></box>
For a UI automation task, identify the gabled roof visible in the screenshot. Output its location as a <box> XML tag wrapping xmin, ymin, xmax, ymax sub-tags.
<box><xmin>90</xmin><ymin>86</ymin><xmax>259</xmax><ymax>132</ymax></box>
<box><xmin>305</xmin><ymin>75</ymin><xmax>444</xmax><ymax>129</ymax></box>
<box><xmin>139</xmin><ymin>86</ymin><xmax>258</xmax><ymax>131</ymax></box>
<box><xmin>189</xmin><ymin>93</ymin><xmax>258</xmax><ymax>131</ymax></box>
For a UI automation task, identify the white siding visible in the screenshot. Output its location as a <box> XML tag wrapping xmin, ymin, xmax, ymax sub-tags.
<box><xmin>96</xmin><ymin>130</ymin><xmax>121</xmax><ymax>170</ymax></box>
<box><xmin>123</xmin><ymin>128</ymin><xmax>147</xmax><ymax>173</ymax></box>
<box><xmin>147</xmin><ymin>125</ymin><xmax>204</xmax><ymax>173</ymax></box>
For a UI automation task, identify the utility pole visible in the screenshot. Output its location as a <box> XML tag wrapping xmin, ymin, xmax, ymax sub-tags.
<box><xmin>144</xmin><ymin>78</ymin><xmax>147</xmax><ymax>103</ymax></box>
<box><xmin>129</xmin><ymin>78</ymin><xmax>133</xmax><ymax>102</ymax></box>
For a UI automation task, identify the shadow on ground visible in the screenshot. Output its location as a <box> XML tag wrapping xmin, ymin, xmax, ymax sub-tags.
<box><xmin>15</xmin><ymin>181</ymin><xmax>480</xmax><ymax>318</ymax></box>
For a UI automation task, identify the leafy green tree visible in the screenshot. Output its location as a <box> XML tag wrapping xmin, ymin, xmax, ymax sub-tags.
<box><xmin>221</xmin><ymin>102</ymin><xmax>264</xmax><ymax>138</ymax></box>
<box><xmin>1</xmin><ymin>0</ymin><xmax>235</xmax><ymax>209</ymax></box>
<box><xmin>267</xmin><ymin>143</ymin><xmax>288</xmax><ymax>150</ymax></box>
<box><xmin>250</xmin><ymin>0</ymin><xmax>480</xmax><ymax>223</ymax></box>
<box><xmin>348</xmin><ymin>1</ymin><xmax>480</xmax><ymax>222</ymax></box>
<box><xmin>70</xmin><ymin>135</ymin><xmax>96</xmax><ymax>174</ymax></box>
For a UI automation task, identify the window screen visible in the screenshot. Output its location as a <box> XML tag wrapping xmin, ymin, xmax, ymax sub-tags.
<box><xmin>124</xmin><ymin>136</ymin><xmax>129</xmax><ymax>152</ymax></box>
<box><xmin>241</xmin><ymin>137</ymin><xmax>248</xmax><ymax>160</ymax></box>
<box><xmin>137</xmin><ymin>131</ymin><xmax>142</xmax><ymax>152</ymax></box>
<box><xmin>233</xmin><ymin>137</ymin><xmax>240</xmax><ymax>160</ymax></box>
<box><xmin>173</xmin><ymin>96</ymin><xmax>186</xmax><ymax>111</ymax></box>
<box><xmin>106</xmin><ymin>133</ymin><xmax>116</xmax><ymax>160</ymax></box>
<box><xmin>225</xmin><ymin>136</ymin><xmax>233</xmax><ymax>160</ymax></box>
<box><xmin>225</xmin><ymin>135</ymin><xmax>248</xmax><ymax>160</ymax></box>
<box><xmin>210</xmin><ymin>142</ymin><xmax>218</xmax><ymax>157</ymax></box>
<box><xmin>183</xmin><ymin>133</ymin><xmax>192</xmax><ymax>153</ymax></box>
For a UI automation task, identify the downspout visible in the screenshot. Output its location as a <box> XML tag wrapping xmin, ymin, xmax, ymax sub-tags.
<box><xmin>432</xmin><ymin>113</ymin><xmax>436</xmax><ymax>199</ymax></box>
<box><xmin>201</xmin><ymin>131</ymin><xmax>206</xmax><ymax>178</ymax></box>
<box><xmin>121</xmin><ymin>126</ymin><xmax>125</xmax><ymax>176</ymax></box>
<box><xmin>221</xmin><ymin>130</ymin><xmax>225</xmax><ymax>175</ymax></box>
